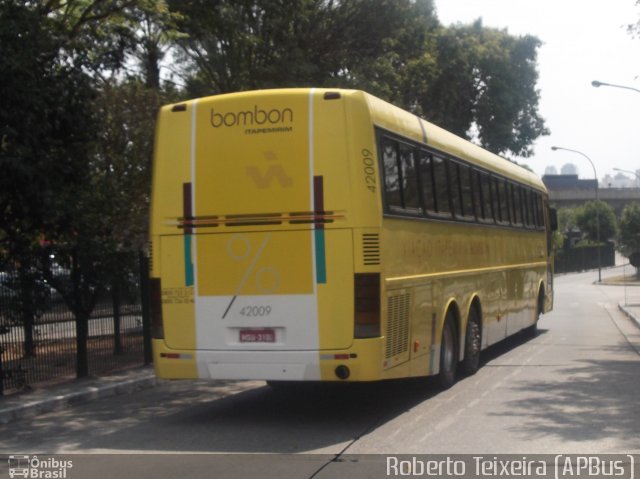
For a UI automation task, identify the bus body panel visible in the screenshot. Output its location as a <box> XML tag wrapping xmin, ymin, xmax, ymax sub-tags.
<box><xmin>152</xmin><ymin>89</ymin><xmax>366</xmax><ymax>381</ymax></box>
<box><xmin>150</xmin><ymin>88</ymin><xmax>555</xmax><ymax>384</ymax></box>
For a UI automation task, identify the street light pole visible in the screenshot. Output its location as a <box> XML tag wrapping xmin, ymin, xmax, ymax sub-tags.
<box><xmin>551</xmin><ymin>146</ymin><xmax>602</xmax><ymax>282</ymax></box>
<box><xmin>592</xmin><ymin>80</ymin><xmax>640</xmax><ymax>94</ymax></box>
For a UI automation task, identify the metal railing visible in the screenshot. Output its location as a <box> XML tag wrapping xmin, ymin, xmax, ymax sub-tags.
<box><xmin>0</xmin><ymin>251</ymin><xmax>151</xmax><ymax>395</ymax></box>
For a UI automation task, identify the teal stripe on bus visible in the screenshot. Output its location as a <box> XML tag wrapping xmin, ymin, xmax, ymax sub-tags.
<box><xmin>314</xmin><ymin>229</ymin><xmax>326</xmax><ymax>284</ymax></box>
<box><xmin>184</xmin><ymin>235</ymin><xmax>194</xmax><ymax>286</ymax></box>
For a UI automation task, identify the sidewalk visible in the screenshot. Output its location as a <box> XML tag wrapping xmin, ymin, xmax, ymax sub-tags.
<box><xmin>618</xmin><ymin>303</ymin><xmax>640</xmax><ymax>330</ymax></box>
<box><xmin>598</xmin><ymin>267</ymin><xmax>640</xmax><ymax>330</ymax></box>
<box><xmin>0</xmin><ymin>366</ymin><xmax>156</xmax><ymax>425</ymax></box>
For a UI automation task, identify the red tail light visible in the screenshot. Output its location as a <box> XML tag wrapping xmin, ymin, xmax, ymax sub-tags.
<box><xmin>354</xmin><ymin>273</ymin><xmax>380</xmax><ymax>338</ymax></box>
<box><xmin>150</xmin><ymin>278</ymin><xmax>164</xmax><ymax>339</ymax></box>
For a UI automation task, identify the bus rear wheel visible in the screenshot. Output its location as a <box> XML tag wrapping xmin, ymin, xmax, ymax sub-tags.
<box><xmin>438</xmin><ymin>313</ymin><xmax>458</xmax><ymax>390</ymax></box>
<box><xmin>461</xmin><ymin>308</ymin><xmax>481</xmax><ymax>376</ymax></box>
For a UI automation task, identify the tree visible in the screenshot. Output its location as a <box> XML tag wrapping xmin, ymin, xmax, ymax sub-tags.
<box><xmin>168</xmin><ymin>1</ymin><xmax>547</xmax><ymax>158</ymax></box>
<box><xmin>412</xmin><ymin>21</ymin><xmax>548</xmax><ymax>157</ymax></box>
<box><xmin>618</xmin><ymin>203</ymin><xmax>640</xmax><ymax>274</ymax></box>
<box><xmin>0</xmin><ymin>0</ymin><xmax>171</xmax><ymax>374</ymax></box>
<box><xmin>0</xmin><ymin>1</ymin><xmax>100</xmax><ymax>359</ymax></box>
<box><xmin>168</xmin><ymin>0</ymin><xmax>432</xmax><ymax>96</ymax></box>
<box><xmin>628</xmin><ymin>1</ymin><xmax>640</xmax><ymax>39</ymax></box>
<box><xmin>551</xmin><ymin>207</ymin><xmax>579</xmax><ymax>251</ymax></box>
<box><xmin>557</xmin><ymin>207</ymin><xmax>579</xmax><ymax>234</ymax></box>
<box><xmin>575</xmin><ymin>201</ymin><xmax>618</xmax><ymax>244</ymax></box>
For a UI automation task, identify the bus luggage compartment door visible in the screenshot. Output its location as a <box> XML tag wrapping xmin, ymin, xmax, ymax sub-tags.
<box><xmin>161</xmin><ymin>229</ymin><xmax>354</xmax><ymax>352</ymax></box>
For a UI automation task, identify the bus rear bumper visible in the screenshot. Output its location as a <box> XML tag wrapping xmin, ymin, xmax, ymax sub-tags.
<box><xmin>152</xmin><ymin>338</ymin><xmax>385</xmax><ymax>382</ymax></box>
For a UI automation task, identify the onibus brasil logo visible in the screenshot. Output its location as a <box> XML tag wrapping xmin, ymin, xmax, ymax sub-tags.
<box><xmin>8</xmin><ymin>456</ymin><xmax>72</xmax><ymax>478</ymax></box>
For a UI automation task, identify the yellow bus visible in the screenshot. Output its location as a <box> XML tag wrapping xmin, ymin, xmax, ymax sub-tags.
<box><xmin>149</xmin><ymin>88</ymin><xmax>555</xmax><ymax>389</ymax></box>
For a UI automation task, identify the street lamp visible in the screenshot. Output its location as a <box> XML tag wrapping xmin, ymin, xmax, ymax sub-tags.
<box><xmin>592</xmin><ymin>80</ymin><xmax>640</xmax><ymax>94</ymax></box>
<box><xmin>551</xmin><ymin>146</ymin><xmax>602</xmax><ymax>282</ymax></box>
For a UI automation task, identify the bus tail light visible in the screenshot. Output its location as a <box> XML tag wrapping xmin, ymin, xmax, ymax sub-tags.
<box><xmin>354</xmin><ymin>273</ymin><xmax>381</xmax><ymax>338</ymax></box>
<box><xmin>150</xmin><ymin>278</ymin><xmax>164</xmax><ymax>339</ymax></box>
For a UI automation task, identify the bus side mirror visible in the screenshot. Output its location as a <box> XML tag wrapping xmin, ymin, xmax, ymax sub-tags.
<box><xmin>549</xmin><ymin>208</ymin><xmax>558</xmax><ymax>231</ymax></box>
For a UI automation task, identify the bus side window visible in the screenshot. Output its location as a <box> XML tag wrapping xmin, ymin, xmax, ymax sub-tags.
<box><xmin>536</xmin><ymin>193</ymin><xmax>545</xmax><ymax>228</ymax></box>
<box><xmin>501</xmin><ymin>180</ymin><xmax>511</xmax><ymax>224</ymax></box>
<box><xmin>480</xmin><ymin>172</ymin><xmax>494</xmax><ymax>222</ymax></box>
<box><xmin>506</xmin><ymin>182</ymin><xmax>515</xmax><ymax>225</ymax></box>
<box><xmin>459</xmin><ymin>164</ymin><xmax>474</xmax><ymax>219</ymax></box>
<box><xmin>523</xmin><ymin>189</ymin><xmax>532</xmax><ymax>228</ymax></box>
<box><xmin>449</xmin><ymin>162</ymin><xmax>464</xmax><ymax>218</ymax></box>
<box><xmin>419</xmin><ymin>151</ymin><xmax>437</xmax><ymax>214</ymax></box>
<box><xmin>528</xmin><ymin>190</ymin><xmax>537</xmax><ymax>227</ymax></box>
<box><xmin>494</xmin><ymin>177</ymin><xmax>511</xmax><ymax>225</ymax></box>
<box><xmin>512</xmin><ymin>183</ymin><xmax>523</xmax><ymax>226</ymax></box>
<box><xmin>432</xmin><ymin>155</ymin><xmax>452</xmax><ymax>217</ymax></box>
<box><xmin>399</xmin><ymin>143</ymin><xmax>420</xmax><ymax>212</ymax></box>
<box><xmin>382</xmin><ymin>137</ymin><xmax>402</xmax><ymax>210</ymax></box>
<box><xmin>471</xmin><ymin>169</ymin><xmax>484</xmax><ymax>220</ymax></box>
<box><xmin>492</xmin><ymin>176</ymin><xmax>503</xmax><ymax>223</ymax></box>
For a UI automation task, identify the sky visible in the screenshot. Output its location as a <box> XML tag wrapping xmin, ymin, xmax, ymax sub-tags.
<box><xmin>435</xmin><ymin>0</ymin><xmax>640</xmax><ymax>184</ymax></box>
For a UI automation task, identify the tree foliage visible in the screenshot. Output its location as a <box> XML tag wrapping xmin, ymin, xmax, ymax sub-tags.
<box><xmin>574</xmin><ymin>201</ymin><xmax>618</xmax><ymax>244</ymax></box>
<box><xmin>168</xmin><ymin>0</ymin><xmax>547</xmax><ymax>157</ymax></box>
<box><xmin>411</xmin><ymin>21</ymin><xmax>548</xmax><ymax>157</ymax></box>
<box><xmin>0</xmin><ymin>1</ymin><xmax>95</xmax><ymax>254</ymax></box>
<box><xmin>618</xmin><ymin>203</ymin><xmax>640</xmax><ymax>258</ymax></box>
<box><xmin>557</xmin><ymin>207</ymin><xmax>579</xmax><ymax>234</ymax></box>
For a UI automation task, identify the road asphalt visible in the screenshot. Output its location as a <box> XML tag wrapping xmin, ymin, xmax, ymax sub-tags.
<box><xmin>0</xmin><ymin>271</ymin><xmax>639</xmax><ymax>426</ymax></box>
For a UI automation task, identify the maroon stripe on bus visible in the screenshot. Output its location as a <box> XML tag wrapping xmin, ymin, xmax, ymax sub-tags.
<box><xmin>183</xmin><ymin>182</ymin><xmax>193</xmax><ymax>234</ymax></box>
<box><xmin>313</xmin><ymin>176</ymin><xmax>324</xmax><ymax>229</ymax></box>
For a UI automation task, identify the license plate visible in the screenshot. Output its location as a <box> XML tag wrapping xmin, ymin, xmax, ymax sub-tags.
<box><xmin>239</xmin><ymin>328</ymin><xmax>276</xmax><ymax>343</ymax></box>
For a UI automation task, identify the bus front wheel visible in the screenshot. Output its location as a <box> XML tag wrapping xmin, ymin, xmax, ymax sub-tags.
<box><xmin>524</xmin><ymin>288</ymin><xmax>544</xmax><ymax>339</ymax></box>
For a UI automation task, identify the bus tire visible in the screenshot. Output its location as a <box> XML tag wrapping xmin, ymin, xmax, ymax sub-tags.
<box><xmin>438</xmin><ymin>313</ymin><xmax>458</xmax><ymax>390</ymax></box>
<box><xmin>524</xmin><ymin>288</ymin><xmax>544</xmax><ymax>339</ymax></box>
<box><xmin>461</xmin><ymin>307</ymin><xmax>481</xmax><ymax>376</ymax></box>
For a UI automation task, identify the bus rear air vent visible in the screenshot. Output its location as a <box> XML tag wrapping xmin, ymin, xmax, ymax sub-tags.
<box><xmin>362</xmin><ymin>233</ymin><xmax>380</xmax><ymax>266</ymax></box>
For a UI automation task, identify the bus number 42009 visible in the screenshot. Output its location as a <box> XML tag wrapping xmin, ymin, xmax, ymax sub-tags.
<box><xmin>239</xmin><ymin>306</ymin><xmax>272</xmax><ymax>317</ymax></box>
<box><xmin>362</xmin><ymin>148</ymin><xmax>376</xmax><ymax>193</ymax></box>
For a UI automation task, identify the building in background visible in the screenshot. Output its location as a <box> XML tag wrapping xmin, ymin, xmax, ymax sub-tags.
<box><xmin>601</xmin><ymin>172</ymin><xmax>640</xmax><ymax>189</ymax></box>
<box><xmin>541</xmin><ymin>171</ymin><xmax>640</xmax><ymax>216</ymax></box>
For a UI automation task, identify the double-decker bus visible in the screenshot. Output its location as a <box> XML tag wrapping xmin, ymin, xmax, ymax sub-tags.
<box><xmin>149</xmin><ymin>88</ymin><xmax>555</xmax><ymax>389</ymax></box>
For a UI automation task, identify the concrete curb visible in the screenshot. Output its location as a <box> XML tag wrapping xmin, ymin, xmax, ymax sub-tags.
<box><xmin>0</xmin><ymin>370</ymin><xmax>156</xmax><ymax>425</ymax></box>
<box><xmin>618</xmin><ymin>303</ymin><xmax>640</xmax><ymax>330</ymax></box>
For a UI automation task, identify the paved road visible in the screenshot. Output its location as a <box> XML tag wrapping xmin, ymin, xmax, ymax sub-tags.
<box><xmin>0</xmin><ymin>268</ymin><xmax>639</xmax><ymax>478</ymax></box>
